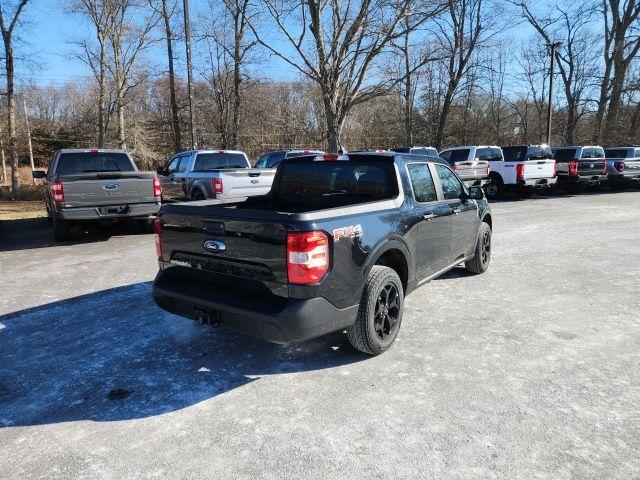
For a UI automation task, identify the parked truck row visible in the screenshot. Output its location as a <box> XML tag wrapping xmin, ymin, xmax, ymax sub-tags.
<box><xmin>30</xmin><ymin>143</ymin><xmax>639</xmax><ymax>355</ymax></box>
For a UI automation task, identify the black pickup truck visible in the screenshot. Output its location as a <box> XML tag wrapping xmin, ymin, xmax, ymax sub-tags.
<box><xmin>152</xmin><ymin>152</ymin><xmax>492</xmax><ymax>355</ymax></box>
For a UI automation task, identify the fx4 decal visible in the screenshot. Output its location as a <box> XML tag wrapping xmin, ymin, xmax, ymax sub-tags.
<box><xmin>333</xmin><ymin>224</ymin><xmax>363</xmax><ymax>242</ymax></box>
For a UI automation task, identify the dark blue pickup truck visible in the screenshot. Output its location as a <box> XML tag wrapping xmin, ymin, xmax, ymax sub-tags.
<box><xmin>152</xmin><ymin>152</ymin><xmax>492</xmax><ymax>355</ymax></box>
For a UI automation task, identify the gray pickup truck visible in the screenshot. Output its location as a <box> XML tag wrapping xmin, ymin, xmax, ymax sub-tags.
<box><xmin>604</xmin><ymin>146</ymin><xmax>640</xmax><ymax>190</ymax></box>
<box><xmin>157</xmin><ymin>150</ymin><xmax>276</xmax><ymax>201</ymax></box>
<box><xmin>33</xmin><ymin>149</ymin><xmax>161</xmax><ymax>241</ymax></box>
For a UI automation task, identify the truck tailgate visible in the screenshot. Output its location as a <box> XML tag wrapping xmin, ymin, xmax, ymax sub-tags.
<box><xmin>161</xmin><ymin>208</ymin><xmax>289</xmax><ymax>288</ymax></box>
<box><xmin>576</xmin><ymin>159</ymin><xmax>606</xmax><ymax>176</ymax></box>
<box><xmin>60</xmin><ymin>172</ymin><xmax>157</xmax><ymax>207</ymax></box>
<box><xmin>219</xmin><ymin>169</ymin><xmax>275</xmax><ymax>198</ymax></box>
<box><xmin>622</xmin><ymin>159</ymin><xmax>640</xmax><ymax>178</ymax></box>
<box><xmin>521</xmin><ymin>159</ymin><xmax>556</xmax><ymax>179</ymax></box>
<box><xmin>453</xmin><ymin>160</ymin><xmax>489</xmax><ymax>181</ymax></box>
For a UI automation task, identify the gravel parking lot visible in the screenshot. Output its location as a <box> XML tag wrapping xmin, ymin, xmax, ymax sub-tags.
<box><xmin>1</xmin><ymin>191</ymin><xmax>639</xmax><ymax>480</ymax></box>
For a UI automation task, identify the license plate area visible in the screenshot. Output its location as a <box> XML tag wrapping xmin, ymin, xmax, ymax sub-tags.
<box><xmin>99</xmin><ymin>205</ymin><xmax>130</xmax><ymax>215</ymax></box>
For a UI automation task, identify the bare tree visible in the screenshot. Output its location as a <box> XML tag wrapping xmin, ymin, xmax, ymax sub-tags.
<box><xmin>391</xmin><ymin>11</ymin><xmax>443</xmax><ymax>146</ymax></box>
<box><xmin>107</xmin><ymin>1</ymin><xmax>159</xmax><ymax>150</ymax></box>
<box><xmin>149</xmin><ymin>0</ymin><xmax>181</xmax><ymax>152</ymax></box>
<box><xmin>486</xmin><ymin>47</ymin><xmax>507</xmax><ymax>144</ymax></box>
<box><xmin>0</xmin><ymin>0</ymin><xmax>30</xmax><ymax>198</ymax></box>
<box><xmin>432</xmin><ymin>0</ymin><xmax>488</xmax><ymax>150</ymax></box>
<box><xmin>72</xmin><ymin>0</ymin><xmax>115</xmax><ymax>148</ymax></box>
<box><xmin>517</xmin><ymin>1</ymin><xmax>598</xmax><ymax>144</ymax></box>
<box><xmin>203</xmin><ymin>0</ymin><xmax>258</xmax><ymax>149</ymax></box>
<box><xmin>595</xmin><ymin>0</ymin><xmax>640</xmax><ymax>142</ymax></box>
<box><xmin>251</xmin><ymin>0</ymin><xmax>432</xmax><ymax>152</ymax></box>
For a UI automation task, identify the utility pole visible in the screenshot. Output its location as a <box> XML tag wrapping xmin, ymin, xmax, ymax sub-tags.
<box><xmin>23</xmin><ymin>98</ymin><xmax>35</xmax><ymax>183</ymax></box>
<box><xmin>546</xmin><ymin>42</ymin><xmax>562</xmax><ymax>146</ymax></box>
<box><xmin>183</xmin><ymin>0</ymin><xmax>197</xmax><ymax>149</ymax></box>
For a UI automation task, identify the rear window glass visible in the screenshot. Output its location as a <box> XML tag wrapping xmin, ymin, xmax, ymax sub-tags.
<box><xmin>502</xmin><ymin>147</ymin><xmax>526</xmax><ymax>162</ymax></box>
<box><xmin>554</xmin><ymin>149</ymin><xmax>577</xmax><ymax>161</ymax></box>
<box><xmin>605</xmin><ymin>149</ymin><xmax>630</xmax><ymax>159</ymax></box>
<box><xmin>410</xmin><ymin>148</ymin><xmax>438</xmax><ymax>156</ymax></box>
<box><xmin>194</xmin><ymin>153</ymin><xmax>248</xmax><ymax>170</ymax></box>
<box><xmin>278</xmin><ymin>162</ymin><xmax>393</xmax><ymax>199</ymax></box>
<box><xmin>581</xmin><ymin>148</ymin><xmax>604</xmax><ymax>159</ymax></box>
<box><xmin>57</xmin><ymin>152</ymin><xmax>135</xmax><ymax>174</ymax></box>
<box><xmin>527</xmin><ymin>146</ymin><xmax>554</xmax><ymax>159</ymax></box>
<box><xmin>441</xmin><ymin>149</ymin><xmax>470</xmax><ymax>163</ymax></box>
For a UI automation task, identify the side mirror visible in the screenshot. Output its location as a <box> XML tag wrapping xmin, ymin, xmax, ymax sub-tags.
<box><xmin>156</xmin><ymin>167</ymin><xmax>165</xmax><ymax>175</ymax></box>
<box><xmin>467</xmin><ymin>186</ymin><xmax>484</xmax><ymax>200</ymax></box>
<box><xmin>33</xmin><ymin>170</ymin><xmax>46</xmax><ymax>179</ymax></box>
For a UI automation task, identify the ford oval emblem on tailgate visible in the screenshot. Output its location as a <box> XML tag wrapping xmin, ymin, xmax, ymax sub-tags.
<box><xmin>203</xmin><ymin>239</ymin><xmax>226</xmax><ymax>253</ymax></box>
<box><xmin>250</xmin><ymin>179</ymin><xmax>259</xmax><ymax>184</ymax></box>
<box><xmin>103</xmin><ymin>183</ymin><xmax>119</xmax><ymax>190</ymax></box>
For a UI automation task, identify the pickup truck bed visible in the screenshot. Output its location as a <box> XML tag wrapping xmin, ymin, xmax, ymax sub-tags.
<box><xmin>153</xmin><ymin>152</ymin><xmax>493</xmax><ymax>354</ymax></box>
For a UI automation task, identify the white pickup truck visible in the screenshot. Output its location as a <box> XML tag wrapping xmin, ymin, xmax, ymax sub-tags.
<box><xmin>480</xmin><ymin>145</ymin><xmax>557</xmax><ymax>198</ymax></box>
<box><xmin>157</xmin><ymin>150</ymin><xmax>276</xmax><ymax>201</ymax></box>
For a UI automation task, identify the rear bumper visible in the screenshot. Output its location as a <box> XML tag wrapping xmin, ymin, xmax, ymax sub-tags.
<box><xmin>57</xmin><ymin>202</ymin><xmax>160</xmax><ymax>220</ymax></box>
<box><xmin>608</xmin><ymin>172</ymin><xmax>640</xmax><ymax>183</ymax></box>
<box><xmin>152</xmin><ymin>270</ymin><xmax>358</xmax><ymax>345</ymax></box>
<box><xmin>558</xmin><ymin>174</ymin><xmax>607</xmax><ymax>184</ymax></box>
<box><xmin>517</xmin><ymin>177</ymin><xmax>557</xmax><ymax>188</ymax></box>
<box><xmin>462</xmin><ymin>178</ymin><xmax>489</xmax><ymax>188</ymax></box>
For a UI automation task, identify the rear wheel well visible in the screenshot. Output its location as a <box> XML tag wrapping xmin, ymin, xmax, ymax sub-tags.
<box><xmin>374</xmin><ymin>249</ymin><xmax>408</xmax><ymax>292</ymax></box>
<box><xmin>482</xmin><ymin>213</ymin><xmax>492</xmax><ymax>229</ymax></box>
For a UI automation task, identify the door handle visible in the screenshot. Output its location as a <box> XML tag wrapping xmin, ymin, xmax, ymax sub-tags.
<box><xmin>452</xmin><ymin>207</ymin><xmax>462</xmax><ymax>215</ymax></box>
<box><xmin>422</xmin><ymin>213</ymin><xmax>436</xmax><ymax>221</ymax></box>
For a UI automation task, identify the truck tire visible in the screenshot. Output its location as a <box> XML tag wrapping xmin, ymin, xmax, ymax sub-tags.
<box><xmin>191</xmin><ymin>189</ymin><xmax>205</xmax><ymax>201</ymax></box>
<box><xmin>484</xmin><ymin>174</ymin><xmax>503</xmax><ymax>199</ymax></box>
<box><xmin>52</xmin><ymin>217</ymin><xmax>72</xmax><ymax>242</ymax></box>
<box><xmin>465</xmin><ymin>222</ymin><xmax>491</xmax><ymax>274</ymax></box>
<box><xmin>347</xmin><ymin>265</ymin><xmax>404</xmax><ymax>355</ymax></box>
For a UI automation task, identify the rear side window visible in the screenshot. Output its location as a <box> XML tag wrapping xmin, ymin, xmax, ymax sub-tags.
<box><xmin>255</xmin><ymin>154</ymin><xmax>269</xmax><ymax>168</ymax></box>
<box><xmin>193</xmin><ymin>153</ymin><xmax>248</xmax><ymax>170</ymax></box>
<box><xmin>277</xmin><ymin>162</ymin><xmax>393</xmax><ymax>199</ymax></box>
<box><xmin>56</xmin><ymin>152</ymin><xmax>135</xmax><ymax>174</ymax></box>
<box><xmin>502</xmin><ymin>147</ymin><xmax>526</xmax><ymax>162</ymax></box>
<box><xmin>269</xmin><ymin>152</ymin><xmax>286</xmax><ymax>168</ymax></box>
<box><xmin>635</xmin><ymin>149</ymin><xmax>640</xmax><ymax>158</ymax></box>
<box><xmin>554</xmin><ymin>149</ymin><xmax>577</xmax><ymax>162</ymax></box>
<box><xmin>476</xmin><ymin>148</ymin><xmax>492</xmax><ymax>160</ymax></box>
<box><xmin>407</xmin><ymin>163</ymin><xmax>437</xmax><ymax>203</ymax></box>
<box><xmin>490</xmin><ymin>148</ymin><xmax>503</xmax><ymax>161</ymax></box>
<box><xmin>435</xmin><ymin>164</ymin><xmax>463</xmax><ymax>200</ymax></box>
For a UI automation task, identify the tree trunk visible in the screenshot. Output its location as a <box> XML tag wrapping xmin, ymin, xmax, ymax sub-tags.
<box><xmin>323</xmin><ymin>97</ymin><xmax>341</xmax><ymax>153</ymax></box>
<box><xmin>4</xmin><ymin>39</ymin><xmax>20</xmax><ymax>198</ymax></box>
<box><xmin>435</xmin><ymin>87</ymin><xmax>454</xmax><ymax>151</ymax></box>
<box><xmin>565</xmin><ymin>100</ymin><xmax>575</xmax><ymax>145</ymax></box>
<box><xmin>162</xmin><ymin>0</ymin><xmax>181</xmax><ymax>153</ymax></box>
<box><xmin>605</xmin><ymin>57</ymin><xmax>627</xmax><ymax>143</ymax></box>
<box><xmin>98</xmin><ymin>37</ymin><xmax>107</xmax><ymax>148</ymax></box>
<box><xmin>117</xmin><ymin>90</ymin><xmax>126</xmax><ymax>150</ymax></box>
<box><xmin>231</xmin><ymin>34</ymin><xmax>242</xmax><ymax>149</ymax></box>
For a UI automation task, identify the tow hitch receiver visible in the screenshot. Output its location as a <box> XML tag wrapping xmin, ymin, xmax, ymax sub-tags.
<box><xmin>195</xmin><ymin>309</ymin><xmax>221</xmax><ymax>327</ymax></box>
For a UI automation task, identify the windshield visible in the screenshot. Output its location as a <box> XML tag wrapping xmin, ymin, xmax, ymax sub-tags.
<box><xmin>57</xmin><ymin>152</ymin><xmax>135</xmax><ymax>174</ymax></box>
<box><xmin>605</xmin><ymin>149</ymin><xmax>630</xmax><ymax>159</ymax></box>
<box><xmin>193</xmin><ymin>153</ymin><xmax>248</xmax><ymax>170</ymax></box>
<box><xmin>277</xmin><ymin>161</ymin><xmax>394</xmax><ymax>200</ymax></box>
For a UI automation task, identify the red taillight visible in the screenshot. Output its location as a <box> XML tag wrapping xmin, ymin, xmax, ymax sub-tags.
<box><xmin>569</xmin><ymin>161</ymin><xmax>579</xmax><ymax>176</ymax></box>
<box><xmin>286</xmin><ymin>231</ymin><xmax>329</xmax><ymax>285</ymax></box>
<box><xmin>452</xmin><ymin>164</ymin><xmax>459</xmax><ymax>171</ymax></box>
<box><xmin>153</xmin><ymin>175</ymin><xmax>162</xmax><ymax>198</ymax></box>
<box><xmin>486</xmin><ymin>164</ymin><xmax>491</xmax><ymax>175</ymax></box>
<box><xmin>213</xmin><ymin>178</ymin><xmax>223</xmax><ymax>194</ymax></box>
<box><xmin>155</xmin><ymin>218</ymin><xmax>163</xmax><ymax>261</ymax></box>
<box><xmin>614</xmin><ymin>161</ymin><xmax>624</xmax><ymax>172</ymax></box>
<box><xmin>89</xmin><ymin>149</ymin><xmax>99</xmax><ymax>153</ymax></box>
<box><xmin>603</xmin><ymin>161</ymin><xmax>608</xmax><ymax>174</ymax></box>
<box><xmin>516</xmin><ymin>163</ymin><xmax>525</xmax><ymax>179</ymax></box>
<box><xmin>51</xmin><ymin>181</ymin><xmax>64</xmax><ymax>203</ymax></box>
<box><xmin>552</xmin><ymin>161</ymin><xmax>557</xmax><ymax>176</ymax></box>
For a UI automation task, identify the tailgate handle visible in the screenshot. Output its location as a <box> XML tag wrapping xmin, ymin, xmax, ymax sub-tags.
<box><xmin>248</xmin><ymin>171</ymin><xmax>261</xmax><ymax>177</ymax></box>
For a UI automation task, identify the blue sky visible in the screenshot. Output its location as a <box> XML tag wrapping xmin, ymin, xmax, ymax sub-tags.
<box><xmin>13</xmin><ymin>0</ymin><xmax>562</xmax><ymax>88</ymax></box>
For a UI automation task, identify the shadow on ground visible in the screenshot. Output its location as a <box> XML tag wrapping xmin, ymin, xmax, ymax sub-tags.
<box><xmin>0</xmin><ymin>217</ymin><xmax>151</xmax><ymax>252</ymax></box>
<box><xmin>0</xmin><ymin>283</ymin><xmax>365</xmax><ymax>427</ymax></box>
